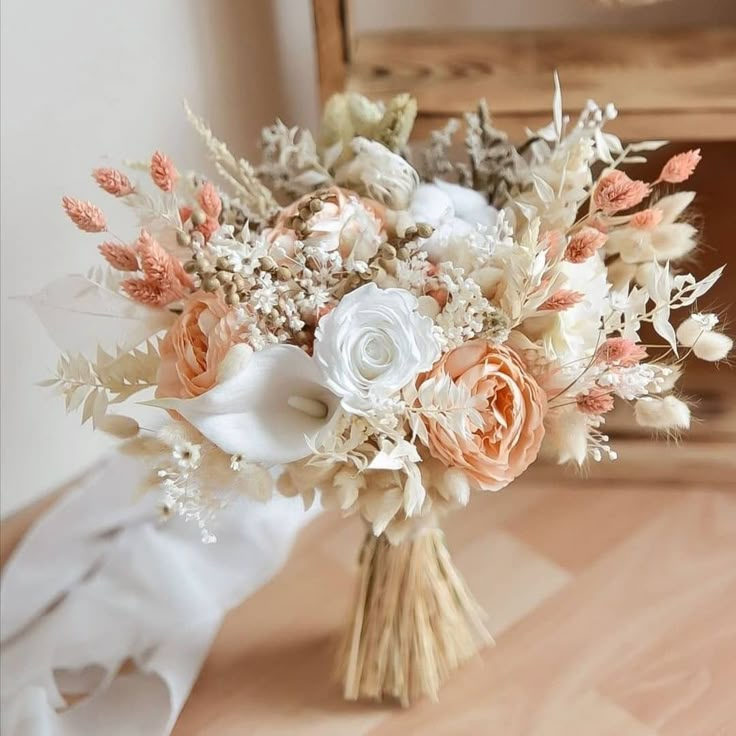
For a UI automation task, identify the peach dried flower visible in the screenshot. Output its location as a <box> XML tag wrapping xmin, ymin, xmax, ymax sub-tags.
<box><xmin>92</xmin><ymin>168</ymin><xmax>134</xmax><ymax>197</ymax></box>
<box><xmin>135</xmin><ymin>230</ymin><xmax>192</xmax><ymax>291</ymax></box>
<box><xmin>539</xmin><ymin>290</ymin><xmax>585</xmax><ymax>312</ymax></box>
<box><xmin>630</xmin><ymin>208</ymin><xmax>664</xmax><ymax>230</ymax></box>
<box><xmin>657</xmin><ymin>149</ymin><xmax>701</xmax><ymax>184</ymax></box>
<box><xmin>150</xmin><ymin>151</ymin><xmax>178</xmax><ymax>192</ymax></box>
<box><xmin>98</xmin><ymin>242</ymin><xmax>139</xmax><ymax>271</ymax></box>
<box><xmin>417</xmin><ymin>341</ymin><xmax>547</xmax><ymax>491</ymax></box>
<box><xmin>156</xmin><ymin>291</ymin><xmax>242</xmax><ymax>399</ymax></box>
<box><xmin>198</xmin><ymin>181</ymin><xmax>222</xmax><ymax>219</ymax></box>
<box><xmin>576</xmin><ymin>388</ymin><xmax>615</xmax><ymax>416</ymax></box>
<box><xmin>61</xmin><ymin>196</ymin><xmax>107</xmax><ymax>232</ymax></box>
<box><xmin>121</xmin><ymin>278</ymin><xmax>171</xmax><ymax>306</ymax></box>
<box><xmin>564</xmin><ymin>227</ymin><xmax>607</xmax><ymax>263</ymax></box>
<box><xmin>593</xmin><ymin>171</ymin><xmax>650</xmax><ymax>214</ymax></box>
<box><xmin>595</xmin><ymin>337</ymin><xmax>648</xmax><ymax>367</ymax></box>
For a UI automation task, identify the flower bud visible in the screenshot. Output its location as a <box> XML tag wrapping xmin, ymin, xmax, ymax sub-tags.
<box><xmin>676</xmin><ymin>313</ymin><xmax>719</xmax><ymax>347</ymax></box>
<box><xmin>692</xmin><ymin>331</ymin><xmax>732</xmax><ymax>362</ymax></box>
<box><xmin>634</xmin><ymin>396</ymin><xmax>690</xmax><ymax>431</ymax></box>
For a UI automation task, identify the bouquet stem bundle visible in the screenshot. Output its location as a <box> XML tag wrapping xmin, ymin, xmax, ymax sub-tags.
<box><xmin>338</xmin><ymin>528</ymin><xmax>493</xmax><ymax>706</ymax></box>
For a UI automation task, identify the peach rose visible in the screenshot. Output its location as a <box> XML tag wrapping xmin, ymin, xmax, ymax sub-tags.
<box><xmin>418</xmin><ymin>341</ymin><xmax>547</xmax><ymax>491</ymax></box>
<box><xmin>265</xmin><ymin>186</ymin><xmax>386</xmax><ymax>266</ymax></box>
<box><xmin>157</xmin><ymin>291</ymin><xmax>241</xmax><ymax>399</ymax></box>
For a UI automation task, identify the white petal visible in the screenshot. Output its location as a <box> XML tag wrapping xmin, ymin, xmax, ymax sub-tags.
<box><xmin>151</xmin><ymin>345</ymin><xmax>340</xmax><ymax>464</ymax></box>
<box><xmin>433</xmin><ymin>179</ymin><xmax>498</xmax><ymax>228</ymax></box>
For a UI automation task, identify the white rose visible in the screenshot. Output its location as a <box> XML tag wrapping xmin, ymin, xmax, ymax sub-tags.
<box><xmin>314</xmin><ymin>283</ymin><xmax>440</xmax><ymax>415</ymax></box>
<box><xmin>336</xmin><ymin>137</ymin><xmax>419</xmax><ymax>210</ymax></box>
<box><xmin>409</xmin><ymin>181</ymin><xmax>498</xmax><ymax>265</ymax></box>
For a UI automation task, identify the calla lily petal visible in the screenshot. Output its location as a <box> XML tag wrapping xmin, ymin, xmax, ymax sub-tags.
<box><xmin>151</xmin><ymin>344</ymin><xmax>340</xmax><ymax>464</ymax></box>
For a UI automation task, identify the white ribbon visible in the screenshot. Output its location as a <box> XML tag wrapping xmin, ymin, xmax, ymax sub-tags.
<box><xmin>1</xmin><ymin>451</ymin><xmax>316</xmax><ymax>735</ymax></box>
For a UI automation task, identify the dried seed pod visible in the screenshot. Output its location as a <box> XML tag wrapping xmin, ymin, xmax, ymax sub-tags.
<box><xmin>309</xmin><ymin>198</ymin><xmax>323</xmax><ymax>213</ymax></box>
<box><xmin>216</xmin><ymin>271</ymin><xmax>234</xmax><ymax>284</ymax></box>
<box><xmin>233</xmin><ymin>274</ymin><xmax>246</xmax><ymax>290</ymax></box>
<box><xmin>225</xmin><ymin>291</ymin><xmax>240</xmax><ymax>306</ymax></box>
<box><xmin>276</xmin><ymin>266</ymin><xmax>292</xmax><ymax>281</ymax></box>
<box><xmin>216</xmin><ymin>256</ymin><xmax>232</xmax><ymax>271</ymax></box>
<box><xmin>416</xmin><ymin>222</ymin><xmax>434</xmax><ymax>239</ymax></box>
<box><xmin>291</xmin><ymin>216</ymin><xmax>305</xmax><ymax>231</ymax></box>
<box><xmin>176</xmin><ymin>230</ymin><xmax>192</xmax><ymax>247</ymax></box>
<box><xmin>379</xmin><ymin>243</ymin><xmax>397</xmax><ymax>260</ymax></box>
<box><xmin>299</xmin><ymin>207</ymin><xmax>311</xmax><ymax>221</ymax></box>
<box><xmin>397</xmin><ymin>246</ymin><xmax>410</xmax><ymax>260</ymax></box>
<box><xmin>191</xmin><ymin>209</ymin><xmax>207</xmax><ymax>226</ymax></box>
<box><xmin>259</xmin><ymin>255</ymin><xmax>278</xmax><ymax>272</ymax></box>
<box><xmin>294</xmin><ymin>330</ymin><xmax>311</xmax><ymax>345</ymax></box>
<box><xmin>202</xmin><ymin>277</ymin><xmax>219</xmax><ymax>292</ymax></box>
<box><xmin>183</xmin><ymin>260</ymin><xmax>198</xmax><ymax>274</ymax></box>
<box><xmin>404</xmin><ymin>225</ymin><xmax>418</xmax><ymax>239</ymax></box>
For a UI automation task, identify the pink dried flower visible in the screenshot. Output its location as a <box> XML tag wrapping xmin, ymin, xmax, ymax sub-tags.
<box><xmin>539</xmin><ymin>290</ymin><xmax>585</xmax><ymax>312</ymax></box>
<box><xmin>576</xmin><ymin>388</ymin><xmax>615</xmax><ymax>416</ymax></box>
<box><xmin>92</xmin><ymin>168</ymin><xmax>134</xmax><ymax>197</ymax></box>
<box><xmin>657</xmin><ymin>149</ymin><xmax>701</xmax><ymax>184</ymax></box>
<box><xmin>198</xmin><ymin>181</ymin><xmax>222</xmax><ymax>219</ymax></box>
<box><xmin>150</xmin><ymin>151</ymin><xmax>178</xmax><ymax>192</ymax></box>
<box><xmin>134</xmin><ymin>230</ymin><xmax>192</xmax><ymax>291</ymax></box>
<box><xmin>630</xmin><ymin>208</ymin><xmax>664</xmax><ymax>230</ymax></box>
<box><xmin>196</xmin><ymin>216</ymin><xmax>220</xmax><ymax>242</ymax></box>
<box><xmin>98</xmin><ymin>242</ymin><xmax>139</xmax><ymax>271</ymax></box>
<box><xmin>593</xmin><ymin>171</ymin><xmax>650</xmax><ymax>214</ymax></box>
<box><xmin>564</xmin><ymin>227</ymin><xmax>607</xmax><ymax>263</ymax></box>
<box><xmin>540</xmin><ymin>230</ymin><xmax>564</xmax><ymax>261</ymax></box>
<box><xmin>121</xmin><ymin>278</ymin><xmax>171</xmax><ymax>306</ymax></box>
<box><xmin>595</xmin><ymin>337</ymin><xmax>648</xmax><ymax>367</ymax></box>
<box><xmin>61</xmin><ymin>196</ymin><xmax>107</xmax><ymax>232</ymax></box>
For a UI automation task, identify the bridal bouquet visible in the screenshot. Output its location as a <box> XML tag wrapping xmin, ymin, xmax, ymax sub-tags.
<box><xmin>32</xmin><ymin>81</ymin><xmax>731</xmax><ymax>705</ymax></box>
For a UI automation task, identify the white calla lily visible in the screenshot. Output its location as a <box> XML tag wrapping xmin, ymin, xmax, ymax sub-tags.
<box><xmin>151</xmin><ymin>344</ymin><xmax>341</xmax><ymax>464</ymax></box>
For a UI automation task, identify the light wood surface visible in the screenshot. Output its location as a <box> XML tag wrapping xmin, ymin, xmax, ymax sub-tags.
<box><xmin>173</xmin><ymin>476</ymin><xmax>736</xmax><ymax>735</ymax></box>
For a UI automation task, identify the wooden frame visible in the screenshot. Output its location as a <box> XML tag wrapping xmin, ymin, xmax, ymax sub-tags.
<box><xmin>311</xmin><ymin>2</ymin><xmax>736</xmax><ymax>142</ymax></box>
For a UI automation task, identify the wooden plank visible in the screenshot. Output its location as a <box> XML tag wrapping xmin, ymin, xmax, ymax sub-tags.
<box><xmin>312</xmin><ymin>0</ymin><xmax>352</xmax><ymax>104</ymax></box>
<box><xmin>173</xmin><ymin>485</ymin><xmax>736</xmax><ymax>734</ymax></box>
<box><xmin>347</xmin><ymin>28</ymin><xmax>736</xmax><ymax>142</ymax></box>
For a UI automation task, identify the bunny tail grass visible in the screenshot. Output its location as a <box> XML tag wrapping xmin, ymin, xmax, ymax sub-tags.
<box><xmin>337</xmin><ymin>528</ymin><xmax>493</xmax><ymax>707</ymax></box>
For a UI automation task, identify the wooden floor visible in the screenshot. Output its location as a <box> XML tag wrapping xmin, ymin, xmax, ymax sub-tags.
<box><xmin>174</xmin><ymin>477</ymin><xmax>736</xmax><ymax>735</ymax></box>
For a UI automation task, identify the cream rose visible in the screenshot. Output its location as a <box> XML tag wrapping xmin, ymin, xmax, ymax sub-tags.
<box><xmin>417</xmin><ymin>340</ymin><xmax>547</xmax><ymax>491</ymax></box>
<box><xmin>314</xmin><ymin>283</ymin><xmax>440</xmax><ymax>415</ymax></box>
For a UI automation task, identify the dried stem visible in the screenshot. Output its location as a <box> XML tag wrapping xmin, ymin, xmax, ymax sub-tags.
<box><xmin>338</xmin><ymin>527</ymin><xmax>492</xmax><ymax>706</ymax></box>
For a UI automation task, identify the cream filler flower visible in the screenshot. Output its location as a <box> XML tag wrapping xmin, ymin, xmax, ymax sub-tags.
<box><xmin>314</xmin><ymin>283</ymin><xmax>441</xmax><ymax>415</ymax></box>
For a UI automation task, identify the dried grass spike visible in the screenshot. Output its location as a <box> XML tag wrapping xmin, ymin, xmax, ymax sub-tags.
<box><xmin>92</xmin><ymin>168</ymin><xmax>134</xmax><ymax>196</ymax></box>
<box><xmin>62</xmin><ymin>196</ymin><xmax>107</xmax><ymax>233</ymax></box>
<box><xmin>150</xmin><ymin>151</ymin><xmax>178</xmax><ymax>192</ymax></box>
<box><xmin>98</xmin><ymin>242</ymin><xmax>139</xmax><ymax>271</ymax></box>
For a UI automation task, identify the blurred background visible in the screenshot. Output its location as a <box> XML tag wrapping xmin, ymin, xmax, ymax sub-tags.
<box><xmin>2</xmin><ymin>0</ymin><xmax>735</xmax><ymax>516</ymax></box>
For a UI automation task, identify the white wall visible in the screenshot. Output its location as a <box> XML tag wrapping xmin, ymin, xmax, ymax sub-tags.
<box><xmin>0</xmin><ymin>0</ymin><xmax>318</xmax><ymax>515</ymax></box>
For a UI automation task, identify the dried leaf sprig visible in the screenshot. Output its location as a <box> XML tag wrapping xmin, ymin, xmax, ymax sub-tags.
<box><xmin>184</xmin><ymin>101</ymin><xmax>278</xmax><ymax>223</ymax></box>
